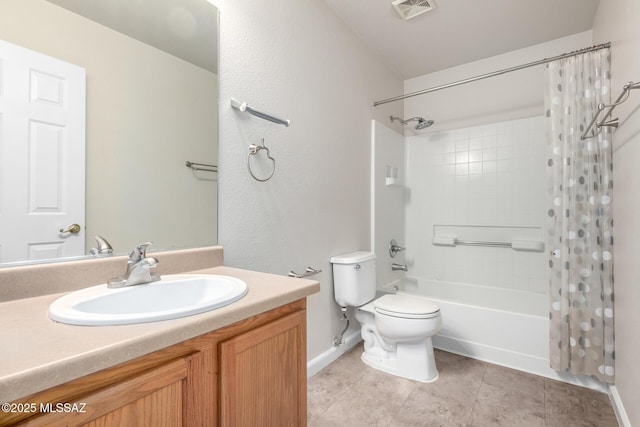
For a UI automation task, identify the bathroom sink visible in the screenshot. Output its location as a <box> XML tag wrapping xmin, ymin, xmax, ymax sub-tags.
<box><xmin>48</xmin><ymin>274</ymin><xmax>248</xmax><ymax>326</ymax></box>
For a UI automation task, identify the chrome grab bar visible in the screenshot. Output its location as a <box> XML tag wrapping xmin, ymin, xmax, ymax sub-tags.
<box><xmin>432</xmin><ymin>236</ymin><xmax>544</xmax><ymax>252</ymax></box>
<box><xmin>455</xmin><ymin>239</ymin><xmax>512</xmax><ymax>248</ymax></box>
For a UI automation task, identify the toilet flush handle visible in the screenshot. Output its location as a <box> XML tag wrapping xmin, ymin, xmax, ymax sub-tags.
<box><xmin>354</xmin><ymin>264</ymin><xmax>361</xmax><ymax>270</ymax></box>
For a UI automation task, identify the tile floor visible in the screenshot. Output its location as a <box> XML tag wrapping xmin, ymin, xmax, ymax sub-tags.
<box><xmin>307</xmin><ymin>344</ymin><xmax>619</xmax><ymax>427</ymax></box>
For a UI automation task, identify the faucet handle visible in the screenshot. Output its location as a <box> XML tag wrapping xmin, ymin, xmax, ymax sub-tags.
<box><xmin>389</xmin><ymin>239</ymin><xmax>406</xmax><ymax>258</ymax></box>
<box><xmin>129</xmin><ymin>242</ymin><xmax>153</xmax><ymax>262</ymax></box>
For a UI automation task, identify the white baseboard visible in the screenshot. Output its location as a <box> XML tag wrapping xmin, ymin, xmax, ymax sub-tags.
<box><xmin>307</xmin><ymin>330</ymin><xmax>361</xmax><ymax>378</ymax></box>
<box><xmin>433</xmin><ymin>334</ymin><xmax>609</xmax><ymax>394</ymax></box>
<box><xmin>609</xmin><ymin>385</ymin><xmax>632</xmax><ymax>427</ymax></box>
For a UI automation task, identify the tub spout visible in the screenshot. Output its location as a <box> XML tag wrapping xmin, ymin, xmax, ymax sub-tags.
<box><xmin>391</xmin><ymin>263</ymin><xmax>408</xmax><ymax>272</ymax></box>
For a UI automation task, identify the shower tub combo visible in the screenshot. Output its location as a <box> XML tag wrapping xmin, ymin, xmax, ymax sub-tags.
<box><xmin>385</xmin><ymin>277</ymin><xmax>606</xmax><ymax>391</ymax></box>
<box><xmin>372</xmin><ymin>116</ymin><xmax>608</xmax><ymax>391</ymax></box>
<box><xmin>391</xmin><ymin>276</ymin><xmax>546</xmax><ymax>369</ymax></box>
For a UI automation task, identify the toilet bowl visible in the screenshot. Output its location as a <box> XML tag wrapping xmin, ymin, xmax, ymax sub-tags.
<box><xmin>374</xmin><ymin>294</ymin><xmax>442</xmax><ymax>341</ymax></box>
<box><xmin>356</xmin><ymin>294</ymin><xmax>442</xmax><ymax>382</ymax></box>
<box><xmin>331</xmin><ymin>252</ymin><xmax>442</xmax><ymax>382</ymax></box>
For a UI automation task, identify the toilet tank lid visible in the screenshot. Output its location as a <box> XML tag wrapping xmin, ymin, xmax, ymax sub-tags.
<box><xmin>330</xmin><ymin>251</ymin><xmax>376</xmax><ymax>264</ymax></box>
<box><xmin>375</xmin><ymin>294</ymin><xmax>440</xmax><ymax>316</ymax></box>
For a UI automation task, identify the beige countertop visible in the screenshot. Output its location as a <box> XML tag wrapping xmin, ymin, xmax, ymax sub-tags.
<box><xmin>0</xmin><ymin>266</ymin><xmax>320</xmax><ymax>403</ymax></box>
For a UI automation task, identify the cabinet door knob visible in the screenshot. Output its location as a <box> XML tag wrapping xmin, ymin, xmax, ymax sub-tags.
<box><xmin>59</xmin><ymin>223</ymin><xmax>81</xmax><ymax>234</ymax></box>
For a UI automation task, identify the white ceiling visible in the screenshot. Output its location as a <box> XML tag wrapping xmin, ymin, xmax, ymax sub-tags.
<box><xmin>46</xmin><ymin>0</ymin><xmax>218</xmax><ymax>73</ymax></box>
<box><xmin>322</xmin><ymin>0</ymin><xmax>601</xmax><ymax>80</ymax></box>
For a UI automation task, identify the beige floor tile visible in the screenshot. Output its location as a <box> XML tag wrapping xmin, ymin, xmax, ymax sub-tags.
<box><xmin>389</xmin><ymin>384</ymin><xmax>473</xmax><ymax>427</ymax></box>
<box><xmin>307</xmin><ymin>345</ymin><xmax>368</xmax><ymax>417</ymax></box>
<box><xmin>313</xmin><ymin>369</ymin><xmax>416</xmax><ymax>427</ymax></box>
<box><xmin>482</xmin><ymin>363</ymin><xmax>545</xmax><ymax>401</ymax></box>
<box><xmin>469</xmin><ymin>381</ymin><xmax>545</xmax><ymax>427</ymax></box>
<box><xmin>424</xmin><ymin>352</ymin><xmax>486</xmax><ymax>408</ymax></box>
<box><xmin>545</xmin><ymin>379</ymin><xmax>618</xmax><ymax>427</ymax></box>
<box><xmin>307</xmin><ymin>345</ymin><xmax>619</xmax><ymax>427</ymax></box>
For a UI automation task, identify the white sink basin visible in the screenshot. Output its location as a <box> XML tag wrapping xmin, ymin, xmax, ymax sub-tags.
<box><xmin>48</xmin><ymin>274</ymin><xmax>248</xmax><ymax>326</ymax></box>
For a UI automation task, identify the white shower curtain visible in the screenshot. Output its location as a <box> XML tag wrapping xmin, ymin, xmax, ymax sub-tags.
<box><xmin>544</xmin><ymin>48</ymin><xmax>615</xmax><ymax>383</ymax></box>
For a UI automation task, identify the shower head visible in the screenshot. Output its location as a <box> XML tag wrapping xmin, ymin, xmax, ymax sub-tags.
<box><xmin>414</xmin><ymin>118</ymin><xmax>434</xmax><ymax>130</ymax></box>
<box><xmin>390</xmin><ymin>115</ymin><xmax>434</xmax><ymax>130</ymax></box>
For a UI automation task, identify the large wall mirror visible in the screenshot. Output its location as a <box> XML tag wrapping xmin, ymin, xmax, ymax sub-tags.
<box><xmin>0</xmin><ymin>0</ymin><xmax>218</xmax><ymax>266</ymax></box>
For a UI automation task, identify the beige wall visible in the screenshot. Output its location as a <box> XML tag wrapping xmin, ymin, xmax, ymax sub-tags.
<box><xmin>0</xmin><ymin>0</ymin><xmax>218</xmax><ymax>256</ymax></box>
<box><xmin>593</xmin><ymin>1</ymin><xmax>640</xmax><ymax>425</ymax></box>
<box><xmin>212</xmin><ymin>0</ymin><xmax>403</xmax><ymax>362</ymax></box>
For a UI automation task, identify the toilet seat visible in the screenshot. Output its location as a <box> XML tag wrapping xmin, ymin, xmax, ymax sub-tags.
<box><xmin>374</xmin><ymin>294</ymin><xmax>440</xmax><ymax>319</ymax></box>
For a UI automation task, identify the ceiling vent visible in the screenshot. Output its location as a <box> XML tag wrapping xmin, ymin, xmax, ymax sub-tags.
<box><xmin>391</xmin><ymin>0</ymin><xmax>436</xmax><ymax>20</ymax></box>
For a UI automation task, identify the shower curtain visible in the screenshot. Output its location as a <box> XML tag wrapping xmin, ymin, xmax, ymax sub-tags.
<box><xmin>544</xmin><ymin>48</ymin><xmax>615</xmax><ymax>383</ymax></box>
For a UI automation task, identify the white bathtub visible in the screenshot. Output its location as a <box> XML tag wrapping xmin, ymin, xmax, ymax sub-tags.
<box><xmin>400</xmin><ymin>276</ymin><xmax>548</xmax><ymax>316</ymax></box>
<box><xmin>385</xmin><ymin>277</ymin><xmax>607</xmax><ymax>392</ymax></box>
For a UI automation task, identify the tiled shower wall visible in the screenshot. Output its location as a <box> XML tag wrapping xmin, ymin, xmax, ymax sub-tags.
<box><xmin>405</xmin><ymin>116</ymin><xmax>548</xmax><ymax>294</ymax></box>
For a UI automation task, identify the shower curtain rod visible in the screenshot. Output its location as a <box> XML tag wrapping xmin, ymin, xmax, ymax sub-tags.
<box><xmin>373</xmin><ymin>42</ymin><xmax>611</xmax><ymax>106</ymax></box>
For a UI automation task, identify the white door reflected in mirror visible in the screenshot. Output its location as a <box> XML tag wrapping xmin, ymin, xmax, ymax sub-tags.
<box><xmin>0</xmin><ymin>38</ymin><xmax>85</xmax><ymax>264</ymax></box>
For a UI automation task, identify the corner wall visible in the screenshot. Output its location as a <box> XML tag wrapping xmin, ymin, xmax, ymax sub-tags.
<box><xmin>372</xmin><ymin>120</ymin><xmax>406</xmax><ymax>289</ymax></box>
<box><xmin>211</xmin><ymin>0</ymin><xmax>403</xmax><ymax>364</ymax></box>
<box><xmin>593</xmin><ymin>1</ymin><xmax>640</xmax><ymax>425</ymax></box>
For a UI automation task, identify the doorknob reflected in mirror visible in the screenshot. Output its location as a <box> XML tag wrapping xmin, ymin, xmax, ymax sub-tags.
<box><xmin>59</xmin><ymin>223</ymin><xmax>81</xmax><ymax>234</ymax></box>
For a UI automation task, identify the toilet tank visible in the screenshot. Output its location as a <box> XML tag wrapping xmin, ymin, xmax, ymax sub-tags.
<box><xmin>330</xmin><ymin>251</ymin><xmax>376</xmax><ymax>308</ymax></box>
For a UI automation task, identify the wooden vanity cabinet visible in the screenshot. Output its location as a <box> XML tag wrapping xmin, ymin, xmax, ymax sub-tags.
<box><xmin>3</xmin><ymin>299</ymin><xmax>307</xmax><ymax>427</ymax></box>
<box><xmin>220</xmin><ymin>309</ymin><xmax>306</xmax><ymax>426</ymax></box>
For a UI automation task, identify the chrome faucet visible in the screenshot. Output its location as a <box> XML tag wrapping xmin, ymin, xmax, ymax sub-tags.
<box><xmin>89</xmin><ymin>235</ymin><xmax>114</xmax><ymax>256</ymax></box>
<box><xmin>108</xmin><ymin>242</ymin><xmax>160</xmax><ymax>288</ymax></box>
<box><xmin>391</xmin><ymin>263</ymin><xmax>408</xmax><ymax>272</ymax></box>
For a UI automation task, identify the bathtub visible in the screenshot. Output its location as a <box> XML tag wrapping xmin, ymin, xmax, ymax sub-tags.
<box><xmin>399</xmin><ymin>276</ymin><xmax>548</xmax><ymax>316</ymax></box>
<box><xmin>385</xmin><ymin>277</ymin><xmax>607</xmax><ymax>391</ymax></box>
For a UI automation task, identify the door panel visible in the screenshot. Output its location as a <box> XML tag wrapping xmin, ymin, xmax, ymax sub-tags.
<box><xmin>0</xmin><ymin>39</ymin><xmax>85</xmax><ymax>263</ymax></box>
<box><xmin>219</xmin><ymin>311</ymin><xmax>307</xmax><ymax>427</ymax></box>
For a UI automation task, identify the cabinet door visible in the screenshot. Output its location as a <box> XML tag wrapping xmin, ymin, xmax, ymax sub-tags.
<box><xmin>22</xmin><ymin>354</ymin><xmax>202</xmax><ymax>427</ymax></box>
<box><xmin>219</xmin><ymin>311</ymin><xmax>307</xmax><ymax>427</ymax></box>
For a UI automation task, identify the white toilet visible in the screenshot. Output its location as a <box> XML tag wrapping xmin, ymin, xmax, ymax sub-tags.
<box><xmin>330</xmin><ymin>251</ymin><xmax>442</xmax><ymax>382</ymax></box>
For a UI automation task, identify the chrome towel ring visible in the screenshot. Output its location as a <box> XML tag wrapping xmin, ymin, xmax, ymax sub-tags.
<box><xmin>247</xmin><ymin>139</ymin><xmax>276</xmax><ymax>182</ymax></box>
